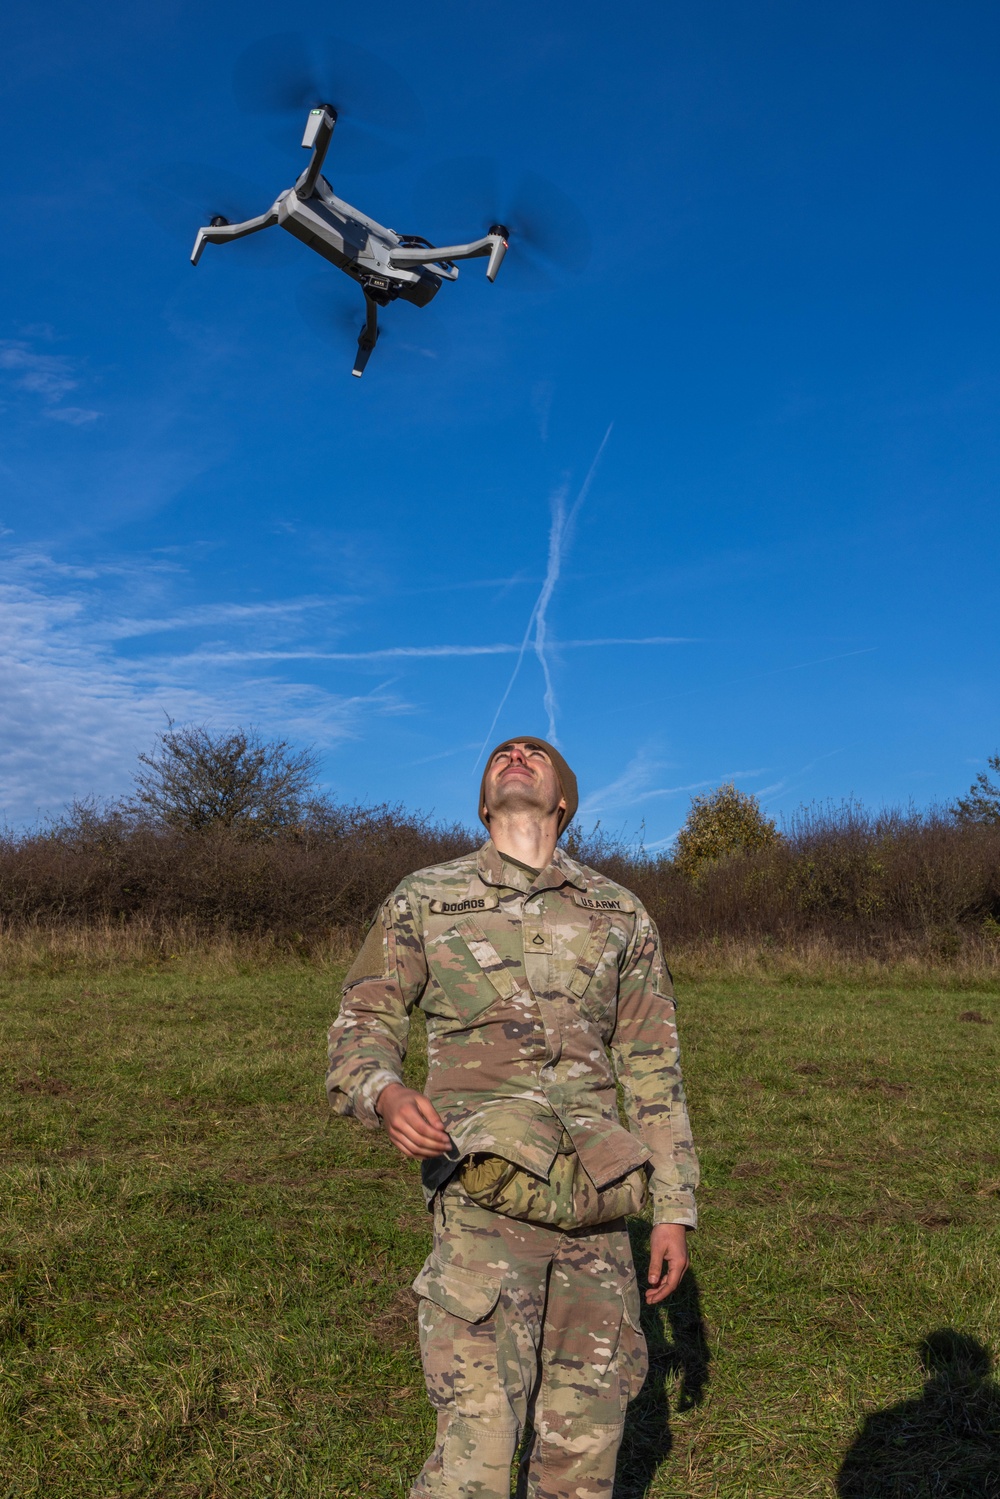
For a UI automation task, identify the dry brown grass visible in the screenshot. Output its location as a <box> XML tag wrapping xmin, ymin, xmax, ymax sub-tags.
<box><xmin>0</xmin><ymin>919</ymin><xmax>357</xmax><ymax>977</ymax></box>
<box><xmin>3</xmin><ymin>921</ymin><xmax>1000</xmax><ymax>986</ymax></box>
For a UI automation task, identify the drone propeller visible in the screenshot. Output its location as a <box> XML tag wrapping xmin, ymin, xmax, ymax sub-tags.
<box><xmin>296</xmin><ymin>273</ymin><xmax>451</xmax><ymax>366</ymax></box>
<box><xmin>140</xmin><ymin>163</ymin><xmax>285</xmax><ymax>263</ymax></box>
<box><xmin>410</xmin><ymin>159</ymin><xmax>591</xmax><ymax>288</ymax></box>
<box><xmin>296</xmin><ymin>273</ymin><xmax>366</xmax><ymax>345</ymax></box>
<box><xmin>233</xmin><ymin>32</ymin><xmax>424</xmax><ymax>172</ymax></box>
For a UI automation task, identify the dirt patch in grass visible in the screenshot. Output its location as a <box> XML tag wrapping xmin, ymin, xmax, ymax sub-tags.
<box><xmin>858</xmin><ymin>1077</ymin><xmax>909</xmax><ymax>1097</ymax></box>
<box><xmin>15</xmin><ymin>1075</ymin><xmax>74</xmax><ymax>1096</ymax></box>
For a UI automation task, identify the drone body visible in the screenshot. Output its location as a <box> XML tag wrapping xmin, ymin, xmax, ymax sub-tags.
<box><xmin>191</xmin><ymin>106</ymin><xmax>508</xmax><ymax>375</ymax></box>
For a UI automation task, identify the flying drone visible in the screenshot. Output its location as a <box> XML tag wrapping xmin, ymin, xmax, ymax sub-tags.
<box><xmin>191</xmin><ymin>105</ymin><xmax>509</xmax><ymax>377</ymax></box>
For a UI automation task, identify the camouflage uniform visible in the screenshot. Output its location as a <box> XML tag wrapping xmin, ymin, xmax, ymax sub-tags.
<box><xmin>327</xmin><ymin>839</ymin><xmax>698</xmax><ymax>1499</ymax></box>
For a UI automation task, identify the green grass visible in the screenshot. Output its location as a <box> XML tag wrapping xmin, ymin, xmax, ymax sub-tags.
<box><xmin>1</xmin><ymin>959</ymin><xmax>998</xmax><ymax>1497</ymax></box>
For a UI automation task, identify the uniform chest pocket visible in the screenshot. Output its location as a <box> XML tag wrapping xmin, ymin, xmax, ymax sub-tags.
<box><xmin>569</xmin><ymin>915</ymin><xmax>613</xmax><ymax>999</ymax></box>
<box><xmin>569</xmin><ymin>915</ymin><xmax>633</xmax><ymax>1021</ymax></box>
<box><xmin>429</xmin><ymin>916</ymin><xmax>519</xmax><ymax>1024</ymax></box>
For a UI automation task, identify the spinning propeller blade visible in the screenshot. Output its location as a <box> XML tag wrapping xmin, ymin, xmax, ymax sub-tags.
<box><xmin>233</xmin><ymin>33</ymin><xmax>424</xmax><ymax>171</ymax></box>
<box><xmin>296</xmin><ymin>274</ymin><xmax>450</xmax><ymax>366</ymax></box>
<box><xmin>411</xmin><ymin>158</ymin><xmax>591</xmax><ymax>287</ymax></box>
<box><xmin>296</xmin><ymin>274</ymin><xmax>365</xmax><ymax>345</ymax></box>
<box><xmin>140</xmin><ymin>164</ymin><xmax>284</xmax><ymax>263</ymax></box>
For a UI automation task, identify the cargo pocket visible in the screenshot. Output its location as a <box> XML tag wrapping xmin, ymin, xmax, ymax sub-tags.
<box><xmin>413</xmin><ymin>1256</ymin><xmax>505</xmax><ymax>1417</ymax></box>
<box><xmin>413</xmin><ymin>1257</ymin><xmax>503</xmax><ymax>1322</ymax></box>
<box><xmin>617</xmin><ymin>1272</ymin><xmax>649</xmax><ymax>1409</ymax></box>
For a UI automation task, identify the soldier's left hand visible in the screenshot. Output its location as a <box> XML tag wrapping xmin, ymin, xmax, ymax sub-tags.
<box><xmin>645</xmin><ymin>1222</ymin><xmax>689</xmax><ymax>1304</ymax></box>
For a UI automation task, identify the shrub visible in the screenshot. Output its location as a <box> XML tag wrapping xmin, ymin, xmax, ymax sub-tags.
<box><xmin>674</xmin><ymin>783</ymin><xmax>778</xmax><ymax>878</ymax></box>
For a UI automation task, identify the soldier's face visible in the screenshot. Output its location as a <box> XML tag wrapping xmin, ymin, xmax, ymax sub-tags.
<box><xmin>484</xmin><ymin>741</ymin><xmax>566</xmax><ymax>821</ymax></box>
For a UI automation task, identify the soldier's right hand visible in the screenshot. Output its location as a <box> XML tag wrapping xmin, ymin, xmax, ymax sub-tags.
<box><xmin>376</xmin><ymin>1083</ymin><xmax>453</xmax><ymax>1159</ymax></box>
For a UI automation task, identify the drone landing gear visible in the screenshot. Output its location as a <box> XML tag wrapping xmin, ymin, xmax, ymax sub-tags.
<box><xmin>352</xmin><ymin>294</ymin><xmax>381</xmax><ymax>378</ymax></box>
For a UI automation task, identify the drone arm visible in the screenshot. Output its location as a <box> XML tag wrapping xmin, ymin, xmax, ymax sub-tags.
<box><xmin>295</xmin><ymin>107</ymin><xmax>337</xmax><ymax>201</ymax></box>
<box><xmin>190</xmin><ymin>206</ymin><xmax>280</xmax><ymax>265</ymax></box>
<box><xmin>388</xmin><ymin>230</ymin><xmax>509</xmax><ymax>282</ymax></box>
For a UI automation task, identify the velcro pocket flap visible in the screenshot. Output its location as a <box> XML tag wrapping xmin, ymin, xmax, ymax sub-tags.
<box><xmin>569</xmin><ymin>914</ymin><xmax>612</xmax><ymax>997</ymax></box>
<box><xmin>343</xmin><ymin>914</ymin><xmax>388</xmax><ymax>990</ymax></box>
<box><xmin>454</xmin><ymin>918</ymin><xmax>517</xmax><ymax>1001</ymax></box>
<box><xmin>412</xmin><ymin>1256</ymin><xmax>502</xmax><ymax>1323</ymax></box>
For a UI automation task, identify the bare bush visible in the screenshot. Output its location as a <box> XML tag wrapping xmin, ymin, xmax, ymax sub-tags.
<box><xmin>128</xmin><ymin>723</ymin><xmax>320</xmax><ymax>836</ymax></box>
<box><xmin>565</xmin><ymin>804</ymin><xmax>1000</xmax><ymax>962</ymax></box>
<box><xmin>0</xmin><ymin>801</ymin><xmax>475</xmax><ymax>941</ymax></box>
<box><xmin>2</xmin><ymin>791</ymin><xmax>1000</xmax><ymax>967</ymax></box>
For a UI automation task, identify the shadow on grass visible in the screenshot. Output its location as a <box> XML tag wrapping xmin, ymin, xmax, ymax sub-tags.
<box><xmin>613</xmin><ymin>1220</ymin><xmax>710</xmax><ymax>1498</ymax></box>
<box><xmin>838</xmin><ymin>1329</ymin><xmax>1000</xmax><ymax>1498</ymax></box>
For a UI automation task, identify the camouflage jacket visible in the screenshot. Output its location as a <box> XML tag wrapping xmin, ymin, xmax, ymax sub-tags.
<box><xmin>326</xmin><ymin>839</ymin><xmax>699</xmax><ymax>1227</ymax></box>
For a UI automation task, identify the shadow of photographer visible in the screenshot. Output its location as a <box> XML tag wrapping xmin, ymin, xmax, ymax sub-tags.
<box><xmin>838</xmin><ymin>1329</ymin><xmax>1000</xmax><ymax>1498</ymax></box>
<box><xmin>613</xmin><ymin>1219</ymin><xmax>711</xmax><ymax>1498</ymax></box>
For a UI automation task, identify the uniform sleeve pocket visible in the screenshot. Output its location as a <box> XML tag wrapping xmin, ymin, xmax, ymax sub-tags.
<box><xmin>343</xmin><ymin>912</ymin><xmax>389</xmax><ymax>990</ymax></box>
<box><xmin>412</xmin><ymin>1256</ymin><xmax>503</xmax><ymax>1323</ymax></box>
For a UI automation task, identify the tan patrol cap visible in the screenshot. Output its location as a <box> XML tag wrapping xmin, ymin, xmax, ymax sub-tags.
<box><xmin>479</xmin><ymin>737</ymin><xmax>579</xmax><ymax>836</ymax></box>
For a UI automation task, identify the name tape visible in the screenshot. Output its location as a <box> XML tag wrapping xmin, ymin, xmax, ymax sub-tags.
<box><xmin>428</xmin><ymin>895</ymin><xmax>500</xmax><ymax>915</ymax></box>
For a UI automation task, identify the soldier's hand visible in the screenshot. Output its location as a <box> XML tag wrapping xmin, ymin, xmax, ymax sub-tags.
<box><xmin>645</xmin><ymin>1222</ymin><xmax>690</xmax><ymax>1304</ymax></box>
<box><xmin>376</xmin><ymin>1083</ymin><xmax>453</xmax><ymax>1159</ymax></box>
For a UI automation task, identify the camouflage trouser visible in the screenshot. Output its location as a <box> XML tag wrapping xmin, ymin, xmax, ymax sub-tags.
<box><xmin>409</xmin><ymin>1181</ymin><xmax>648</xmax><ymax>1499</ymax></box>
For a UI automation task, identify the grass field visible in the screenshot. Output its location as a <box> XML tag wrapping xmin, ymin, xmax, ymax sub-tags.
<box><xmin>2</xmin><ymin>956</ymin><xmax>998</xmax><ymax>1497</ymax></box>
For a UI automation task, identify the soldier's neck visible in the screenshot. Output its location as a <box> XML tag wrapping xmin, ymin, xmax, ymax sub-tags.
<box><xmin>489</xmin><ymin>813</ymin><xmax>559</xmax><ymax>874</ymax></box>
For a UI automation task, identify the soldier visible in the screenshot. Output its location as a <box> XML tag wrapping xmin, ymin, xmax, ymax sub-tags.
<box><xmin>327</xmin><ymin>737</ymin><xmax>699</xmax><ymax>1499</ymax></box>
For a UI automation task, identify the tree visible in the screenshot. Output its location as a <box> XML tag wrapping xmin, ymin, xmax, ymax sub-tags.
<box><xmin>129</xmin><ymin>723</ymin><xmax>319</xmax><ymax>837</ymax></box>
<box><xmin>674</xmin><ymin>782</ymin><xmax>778</xmax><ymax>878</ymax></box>
<box><xmin>952</xmin><ymin>754</ymin><xmax>1000</xmax><ymax>826</ymax></box>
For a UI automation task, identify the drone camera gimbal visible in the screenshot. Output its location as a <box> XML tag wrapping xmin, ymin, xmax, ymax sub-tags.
<box><xmin>191</xmin><ymin>105</ymin><xmax>508</xmax><ymax>376</ymax></box>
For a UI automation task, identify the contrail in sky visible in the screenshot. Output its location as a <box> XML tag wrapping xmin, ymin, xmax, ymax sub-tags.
<box><xmin>174</xmin><ymin>635</ymin><xmax>688</xmax><ymax>665</ymax></box>
<box><xmin>475</xmin><ymin>422</ymin><xmax>614</xmax><ymax>764</ymax></box>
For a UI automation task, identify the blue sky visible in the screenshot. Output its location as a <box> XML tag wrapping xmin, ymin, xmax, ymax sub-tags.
<box><xmin>2</xmin><ymin>0</ymin><xmax>998</xmax><ymax>842</ymax></box>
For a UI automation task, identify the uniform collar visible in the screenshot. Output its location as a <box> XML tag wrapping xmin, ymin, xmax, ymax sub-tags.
<box><xmin>477</xmin><ymin>838</ymin><xmax>587</xmax><ymax>895</ymax></box>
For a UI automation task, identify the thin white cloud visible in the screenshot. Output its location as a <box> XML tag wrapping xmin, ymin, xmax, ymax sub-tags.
<box><xmin>0</xmin><ymin>536</ymin><xmax>697</xmax><ymax>826</ymax></box>
<box><xmin>0</xmin><ymin>560</ymin><xmax>405</xmax><ymax>826</ymax></box>
<box><xmin>0</xmin><ymin>337</ymin><xmax>102</xmax><ymax>425</ymax></box>
<box><xmin>44</xmin><ymin>405</ymin><xmax>102</xmax><ymax>426</ymax></box>
<box><xmin>0</xmin><ymin>342</ymin><xmax>77</xmax><ymax>400</ymax></box>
